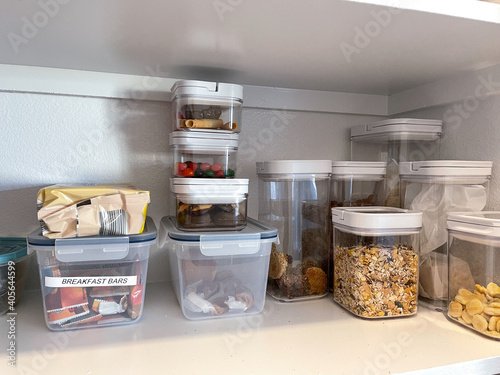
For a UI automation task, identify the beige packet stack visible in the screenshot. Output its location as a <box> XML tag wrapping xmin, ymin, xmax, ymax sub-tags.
<box><xmin>37</xmin><ymin>185</ymin><xmax>150</xmax><ymax>239</ymax></box>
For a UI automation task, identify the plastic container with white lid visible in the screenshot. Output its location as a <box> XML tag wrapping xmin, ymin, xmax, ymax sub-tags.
<box><xmin>256</xmin><ymin>160</ymin><xmax>331</xmax><ymax>302</ymax></box>
<box><xmin>27</xmin><ymin>217</ymin><xmax>156</xmax><ymax>330</ymax></box>
<box><xmin>400</xmin><ymin>160</ymin><xmax>492</xmax><ymax>307</ymax></box>
<box><xmin>171</xmin><ymin>80</ymin><xmax>243</xmax><ymax>133</ymax></box>
<box><xmin>330</xmin><ymin>161</ymin><xmax>386</xmax><ymax>208</ymax></box>
<box><xmin>0</xmin><ymin>238</ymin><xmax>32</xmax><ymax>315</ymax></box>
<box><xmin>158</xmin><ymin>216</ymin><xmax>278</xmax><ymax>320</ymax></box>
<box><xmin>171</xmin><ymin>178</ymin><xmax>249</xmax><ymax>231</ymax></box>
<box><xmin>331</xmin><ymin>207</ymin><xmax>422</xmax><ymax>318</ymax></box>
<box><xmin>169</xmin><ymin>132</ymin><xmax>239</xmax><ymax>178</ymax></box>
<box><xmin>350</xmin><ymin>118</ymin><xmax>443</xmax><ymax>207</ymax></box>
<box><xmin>446</xmin><ymin>212</ymin><xmax>500</xmax><ymax>340</ymax></box>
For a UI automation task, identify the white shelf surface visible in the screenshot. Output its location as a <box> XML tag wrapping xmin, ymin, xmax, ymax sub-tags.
<box><xmin>2</xmin><ymin>282</ymin><xmax>499</xmax><ymax>375</ymax></box>
<box><xmin>2</xmin><ymin>1</ymin><xmax>500</xmax><ymax>115</ymax></box>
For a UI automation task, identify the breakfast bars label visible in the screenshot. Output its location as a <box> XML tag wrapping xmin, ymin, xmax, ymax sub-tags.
<box><xmin>45</xmin><ymin>276</ymin><xmax>138</xmax><ymax>288</ymax></box>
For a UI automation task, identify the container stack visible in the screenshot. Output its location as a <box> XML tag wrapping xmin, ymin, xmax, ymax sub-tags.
<box><xmin>161</xmin><ymin>80</ymin><xmax>279</xmax><ymax>320</ymax></box>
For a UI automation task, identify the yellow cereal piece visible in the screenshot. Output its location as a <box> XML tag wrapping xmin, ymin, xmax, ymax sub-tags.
<box><xmin>488</xmin><ymin>316</ymin><xmax>500</xmax><ymax>331</ymax></box>
<box><xmin>455</xmin><ymin>295</ymin><xmax>469</xmax><ymax>305</ymax></box>
<box><xmin>485</xmin><ymin>330</ymin><xmax>500</xmax><ymax>337</ymax></box>
<box><xmin>458</xmin><ymin>288</ymin><xmax>475</xmax><ymax>299</ymax></box>
<box><xmin>476</xmin><ymin>284</ymin><xmax>488</xmax><ymax>294</ymax></box>
<box><xmin>497</xmin><ymin>319</ymin><xmax>500</xmax><ymax>332</ymax></box>
<box><xmin>489</xmin><ymin>302</ymin><xmax>500</xmax><ymax>308</ymax></box>
<box><xmin>473</xmin><ymin>291</ymin><xmax>488</xmax><ymax>304</ymax></box>
<box><xmin>449</xmin><ymin>301</ymin><xmax>463</xmax><ymax>318</ymax></box>
<box><xmin>472</xmin><ymin>314</ymin><xmax>488</xmax><ymax>332</ymax></box>
<box><xmin>486</xmin><ymin>282</ymin><xmax>500</xmax><ymax>298</ymax></box>
<box><xmin>466</xmin><ymin>298</ymin><xmax>484</xmax><ymax>316</ymax></box>
<box><xmin>483</xmin><ymin>306</ymin><xmax>500</xmax><ymax>316</ymax></box>
<box><xmin>462</xmin><ymin>310</ymin><xmax>473</xmax><ymax>324</ymax></box>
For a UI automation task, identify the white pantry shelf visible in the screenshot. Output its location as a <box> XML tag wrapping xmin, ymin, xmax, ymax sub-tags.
<box><xmin>1</xmin><ymin>1</ymin><xmax>500</xmax><ymax>115</ymax></box>
<box><xmin>1</xmin><ymin>283</ymin><xmax>499</xmax><ymax>375</ymax></box>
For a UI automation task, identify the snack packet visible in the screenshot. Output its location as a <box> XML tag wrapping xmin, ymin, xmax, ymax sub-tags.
<box><xmin>37</xmin><ymin>185</ymin><xmax>150</xmax><ymax>238</ymax></box>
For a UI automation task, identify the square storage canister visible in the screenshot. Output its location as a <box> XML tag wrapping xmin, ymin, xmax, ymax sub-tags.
<box><xmin>399</xmin><ymin>160</ymin><xmax>492</xmax><ymax>308</ymax></box>
<box><xmin>350</xmin><ymin>118</ymin><xmax>442</xmax><ymax>207</ymax></box>
<box><xmin>256</xmin><ymin>160</ymin><xmax>331</xmax><ymax>302</ymax></box>
<box><xmin>332</xmin><ymin>207</ymin><xmax>422</xmax><ymax>318</ymax></box>
<box><xmin>27</xmin><ymin>217</ymin><xmax>157</xmax><ymax>330</ymax></box>
<box><xmin>159</xmin><ymin>216</ymin><xmax>278</xmax><ymax>320</ymax></box>
<box><xmin>171</xmin><ymin>80</ymin><xmax>242</xmax><ymax>133</ymax></box>
<box><xmin>446</xmin><ymin>212</ymin><xmax>500</xmax><ymax>340</ymax></box>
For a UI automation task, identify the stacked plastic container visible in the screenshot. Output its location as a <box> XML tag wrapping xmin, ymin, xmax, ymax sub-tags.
<box><xmin>350</xmin><ymin>118</ymin><xmax>443</xmax><ymax>208</ymax></box>
<box><xmin>162</xmin><ymin>80</ymin><xmax>279</xmax><ymax>320</ymax></box>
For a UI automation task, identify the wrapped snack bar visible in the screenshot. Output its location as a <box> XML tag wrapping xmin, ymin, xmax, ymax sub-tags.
<box><xmin>37</xmin><ymin>185</ymin><xmax>150</xmax><ymax>239</ymax></box>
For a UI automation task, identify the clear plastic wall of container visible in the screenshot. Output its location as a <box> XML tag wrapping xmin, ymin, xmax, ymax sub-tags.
<box><xmin>447</xmin><ymin>212</ymin><xmax>500</xmax><ymax>340</ymax></box>
<box><xmin>171</xmin><ymin>178</ymin><xmax>249</xmax><ymax>231</ymax></box>
<box><xmin>169</xmin><ymin>132</ymin><xmax>238</xmax><ymax>178</ymax></box>
<box><xmin>256</xmin><ymin>160</ymin><xmax>331</xmax><ymax>302</ymax></box>
<box><xmin>330</xmin><ymin>161</ymin><xmax>387</xmax><ymax>208</ymax></box>
<box><xmin>400</xmin><ymin>161</ymin><xmax>492</xmax><ymax>308</ymax></box>
<box><xmin>332</xmin><ymin>207</ymin><xmax>422</xmax><ymax>318</ymax></box>
<box><xmin>350</xmin><ymin>118</ymin><xmax>442</xmax><ymax>208</ymax></box>
<box><xmin>171</xmin><ymin>80</ymin><xmax>243</xmax><ymax>133</ymax></box>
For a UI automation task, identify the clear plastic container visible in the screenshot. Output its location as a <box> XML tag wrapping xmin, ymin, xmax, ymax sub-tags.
<box><xmin>169</xmin><ymin>132</ymin><xmax>238</xmax><ymax>178</ymax></box>
<box><xmin>27</xmin><ymin>217</ymin><xmax>156</xmax><ymax>330</ymax></box>
<box><xmin>0</xmin><ymin>238</ymin><xmax>32</xmax><ymax>315</ymax></box>
<box><xmin>171</xmin><ymin>178</ymin><xmax>248</xmax><ymax>231</ymax></box>
<box><xmin>330</xmin><ymin>161</ymin><xmax>386</xmax><ymax>208</ymax></box>
<box><xmin>171</xmin><ymin>80</ymin><xmax>243</xmax><ymax>133</ymax></box>
<box><xmin>331</xmin><ymin>207</ymin><xmax>422</xmax><ymax>318</ymax></box>
<box><xmin>350</xmin><ymin>118</ymin><xmax>442</xmax><ymax>207</ymax></box>
<box><xmin>400</xmin><ymin>160</ymin><xmax>492</xmax><ymax>308</ymax></box>
<box><xmin>256</xmin><ymin>160</ymin><xmax>331</xmax><ymax>302</ymax></box>
<box><xmin>159</xmin><ymin>216</ymin><xmax>278</xmax><ymax>320</ymax></box>
<box><xmin>447</xmin><ymin>212</ymin><xmax>500</xmax><ymax>340</ymax></box>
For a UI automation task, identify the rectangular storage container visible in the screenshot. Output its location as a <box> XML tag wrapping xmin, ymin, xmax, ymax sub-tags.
<box><xmin>400</xmin><ymin>160</ymin><xmax>492</xmax><ymax>308</ymax></box>
<box><xmin>350</xmin><ymin>118</ymin><xmax>442</xmax><ymax>207</ymax></box>
<box><xmin>446</xmin><ymin>212</ymin><xmax>500</xmax><ymax>340</ymax></box>
<box><xmin>332</xmin><ymin>207</ymin><xmax>422</xmax><ymax>318</ymax></box>
<box><xmin>27</xmin><ymin>216</ymin><xmax>156</xmax><ymax>330</ymax></box>
<box><xmin>171</xmin><ymin>178</ymin><xmax>248</xmax><ymax>231</ymax></box>
<box><xmin>159</xmin><ymin>216</ymin><xmax>278</xmax><ymax>320</ymax></box>
<box><xmin>0</xmin><ymin>238</ymin><xmax>32</xmax><ymax>315</ymax></box>
<box><xmin>171</xmin><ymin>80</ymin><xmax>242</xmax><ymax>133</ymax></box>
<box><xmin>170</xmin><ymin>132</ymin><xmax>238</xmax><ymax>178</ymax></box>
<box><xmin>256</xmin><ymin>160</ymin><xmax>331</xmax><ymax>302</ymax></box>
<box><xmin>330</xmin><ymin>161</ymin><xmax>386</xmax><ymax>208</ymax></box>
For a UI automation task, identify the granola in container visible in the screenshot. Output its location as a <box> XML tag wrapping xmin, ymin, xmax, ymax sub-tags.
<box><xmin>331</xmin><ymin>207</ymin><xmax>422</xmax><ymax>318</ymax></box>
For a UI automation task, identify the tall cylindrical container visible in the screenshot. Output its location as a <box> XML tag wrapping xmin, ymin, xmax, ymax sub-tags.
<box><xmin>256</xmin><ymin>160</ymin><xmax>331</xmax><ymax>302</ymax></box>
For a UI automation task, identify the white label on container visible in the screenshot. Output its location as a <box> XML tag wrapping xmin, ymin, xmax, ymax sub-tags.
<box><xmin>45</xmin><ymin>276</ymin><xmax>138</xmax><ymax>288</ymax></box>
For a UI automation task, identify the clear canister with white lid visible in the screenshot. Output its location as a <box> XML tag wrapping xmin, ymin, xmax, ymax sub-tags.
<box><xmin>171</xmin><ymin>80</ymin><xmax>242</xmax><ymax>133</ymax></box>
<box><xmin>169</xmin><ymin>132</ymin><xmax>238</xmax><ymax>178</ymax></box>
<box><xmin>171</xmin><ymin>178</ymin><xmax>248</xmax><ymax>231</ymax></box>
<box><xmin>331</xmin><ymin>207</ymin><xmax>422</xmax><ymax>318</ymax></box>
<box><xmin>330</xmin><ymin>161</ymin><xmax>386</xmax><ymax>208</ymax></box>
<box><xmin>350</xmin><ymin>118</ymin><xmax>442</xmax><ymax>207</ymax></box>
<box><xmin>446</xmin><ymin>212</ymin><xmax>500</xmax><ymax>340</ymax></box>
<box><xmin>256</xmin><ymin>160</ymin><xmax>331</xmax><ymax>302</ymax></box>
<box><xmin>399</xmin><ymin>160</ymin><xmax>492</xmax><ymax>307</ymax></box>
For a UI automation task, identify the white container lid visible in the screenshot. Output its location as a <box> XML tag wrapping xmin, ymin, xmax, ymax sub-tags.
<box><xmin>399</xmin><ymin>160</ymin><xmax>492</xmax><ymax>178</ymax></box>
<box><xmin>332</xmin><ymin>207</ymin><xmax>422</xmax><ymax>231</ymax></box>
<box><xmin>169</xmin><ymin>131</ymin><xmax>239</xmax><ymax>149</ymax></box>
<box><xmin>351</xmin><ymin>118</ymin><xmax>442</xmax><ymax>141</ymax></box>
<box><xmin>256</xmin><ymin>160</ymin><xmax>331</xmax><ymax>175</ymax></box>
<box><xmin>331</xmin><ymin>161</ymin><xmax>386</xmax><ymax>177</ymax></box>
<box><xmin>171</xmin><ymin>80</ymin><xmax>243</xmax><ymax>101</ymax></box>
<box><xmin>447</xmin><ymin>212</ymin><xmax>500</xmax><ymax>239</ymax></box>
<box><xmin>171</xmin><ymin>178</ymin><xmax>249</xmax><ymax>195</ymax></box>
